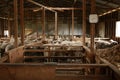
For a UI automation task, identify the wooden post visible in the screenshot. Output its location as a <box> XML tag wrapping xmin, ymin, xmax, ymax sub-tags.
<box><xmin>55</xmin><ymin>12</ymin><xmax>58</xmax><ymax>39</ymax></box>
<box><xmin>8</xmin><ymin>16</ymin><xmax>10</xmax><ymax>37</ymax></box>
<box><xmin>20</xmin><ymin>0</ymin><xmax>25</xmax><ymax>45</ymax></box>
<box><xmin>90</xmin><ymin>0</ymin><xmax>96</xmax><ymax>63</ymax></box>
<box><xmin>36</xmin><ymin>17</ymin><xmax>39</xmax><ymax>38</ymax></box>
<box><xmin>3</xmin><ymin>19</ymin><xmax>5</xmax><ymax>37</ymax></box>
<box><xmin>1</xmin><ymin>19</ymin><xmax>4</xmax><ymax>37</ymax></box>
<box><xmin>42</xmin><ymin>8</ymin><xmax>45</xmax><ymax>40</ymax></box>
<box><xmin>72</xmin><ymin>9</ymin><xmax>74</xmax><ymax>40</ymax></box>
<box><xmin>14</xmin><ymin>0</ymin><xmax>18</xmax><ymax>47</ymax></box>
<box><xmin>0</xmin><ymin>19</ymin><xmax>2</xmax><ymax>39</ymax></box>
<box><xmin>68</xmin><ymin>17</ymin><xmax>71</xmax><ymax>37</ymax></box>
<box><xmin>82</xmin><ymin>0</ymin><xmax>86</xmax><ymax>45</ymax></box>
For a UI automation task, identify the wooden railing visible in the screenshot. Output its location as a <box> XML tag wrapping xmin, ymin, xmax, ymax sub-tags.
<box><xmin>99</xmin><ymin>57</ymin><xmax>120</xmax><ymax>80</ymax></box>
<box><xmin>0</xmin><ymin>45</ymin><xmax>120</xmax><ymax>80</ymax></box>
<box><xmin>0</xmin><ymin>63</ymin><xmax>113</xmax><ymax>80</ymax></box>
<box><xmin>23</xmin><ymin>45</ymin><xmax>87</xmax><ymax>63</ymax></box>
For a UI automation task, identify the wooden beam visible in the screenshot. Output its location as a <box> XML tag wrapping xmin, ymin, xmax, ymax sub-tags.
<box><xmin>72</xmin><ymin>9</ymin><xmax>74</xmax><ymax>40</ymax></box>
<box><xmin>20</xmin><ymin>0</ymin><xmax>25</xmax><ymax>45</ymax></box>
<box><xmin>14</xmin><ymin>0</ymin><xmax>18</xmax><ymax>48</ymax></box>
<box><xmin>42</xmin><ymin>8</ymin><xmax>45</xmax><ymax>40</ymax></box>
<box><xmin>27</xmin><ymin>0</ymin><xmax>57</xmax><ymax>13</ymax></box>
<box><xmin>55</xmin><ymin>12</ymin><xmax>58</xmax><ymax>39</ymax></box>
<box><xmin>82</xmin><ymin>0</ymin><xmax>86</xmax><ymax>45</ymax></box>
<box><xmin>26</xmin><ymin>7</ymin><xmax>82</xmax><ymax>11</ymax></box>
<box><xmin>48</xmin><ymin>7</ymin><xmax>83</xmax><ymax>10</ymax></box>
<box><xmin>99</xmin><ymin>7</ymin><xmax>120</xmax><ymax>16</ymax></box>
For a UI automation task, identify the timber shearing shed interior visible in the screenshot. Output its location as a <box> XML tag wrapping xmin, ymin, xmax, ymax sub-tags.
<box><xmin>0</xmin><ymin>0</ymin><xmax>120</xmax><ymax>80</ymax></box>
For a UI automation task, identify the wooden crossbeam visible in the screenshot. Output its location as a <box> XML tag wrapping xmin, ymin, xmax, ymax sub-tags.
<box><xmin>27</xmin><ymin>0</ymin><xmax>57</xmax><ymax>13</ymax></box>
<box><xmin>25</xmin><ymin>7</ymin><xmax>82</xmax><ymax>11</ymax></box>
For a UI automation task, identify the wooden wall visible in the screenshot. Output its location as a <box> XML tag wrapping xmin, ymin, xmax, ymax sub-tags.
<box><xmin>98</xmin><ymin>11</ymin><xmax>120</xmax><ymax>43</ymax></box>
<box><xmin>24</xmin><ymin>10</ymin><xmax>84</xmax><ymax>36</ymax></box>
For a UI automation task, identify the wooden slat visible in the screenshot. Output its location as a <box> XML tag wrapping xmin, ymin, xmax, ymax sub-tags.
<box><xmin>0</xmin><ymin>63</ymin><xmax>108</xmax><ymax>66</ymax></box>
<box><xmin>24</xmin><ymin>56</ymin><xmax>84</xmax><ymax>59</ymax></box>
<box><xmin>24</xmin><ymin>49</ymin><xmax>84</xmax><ymax>52</ymax></box>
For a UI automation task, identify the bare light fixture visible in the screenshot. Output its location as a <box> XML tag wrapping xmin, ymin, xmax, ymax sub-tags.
<box><xmin>116</xmin><ymin>21</ymin><xmax>120</xmax><ymax>37</ymax></box>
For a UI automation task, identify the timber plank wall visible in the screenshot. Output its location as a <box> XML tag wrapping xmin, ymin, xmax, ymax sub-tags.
<box><xmin>99</xmin><ymin>11</ymin><xmax>120</xmax><ymax>43</ymax></box>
